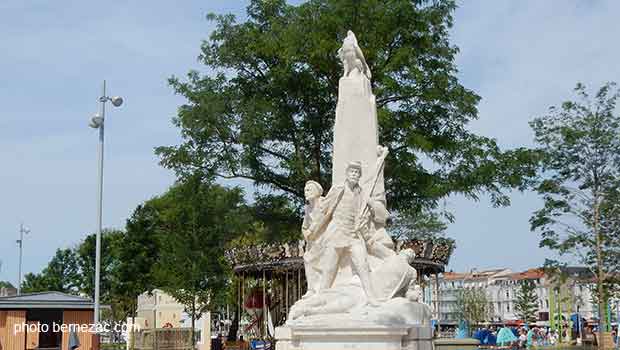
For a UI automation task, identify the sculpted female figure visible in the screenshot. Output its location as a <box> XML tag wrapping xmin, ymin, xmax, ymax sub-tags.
<box><xmin>301</xmin><ymin>180</ymin><xmax>325</xmax><ymax>298</ymax></box>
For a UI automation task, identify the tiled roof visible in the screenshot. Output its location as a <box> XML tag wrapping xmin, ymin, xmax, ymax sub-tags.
<box><xmin>443</xmin><ymin>272</ymin><xmax>468</xmax><ymax>280</ymax></box>
<box><xmin>443</xmin><ymin>269</ymin><xmax>512</xmax><ymax>281</ymax></box>
<box><xmin>509</xmin><ymin>268</ymin><xmax>545</xmax><ymax>281</ymax></box>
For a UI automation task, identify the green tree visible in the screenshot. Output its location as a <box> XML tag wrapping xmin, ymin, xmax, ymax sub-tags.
<box><xmin>454</xmin><ymin>287</ymin><xmax>493</xmax><ymax>334</ymax></box>
<box><xmin>116</xmin><ymin>202</ymin><xmax>163</xmax><ymax>349</ymax></box>
<box><xmin>154</xmin><ymin>175</ymin><xmax>247</xmax><ymax>347</ymax></box>
<box><xmin>0</xmin><ymin>281</ymin><xmax>15</xmax><ymax>289</ymax></box>
<box><xmin>21</xmin><ymin>248</ymin><xmax>80</xmax><ymax>294</ymax></box>
<box><xmin>514</xmin><ymin>280</ymin><xmax>539</xmax><ymax>323</ymax></box>
<box><xmin>75</xmin><ymin>229</ymin><xmax>127</xmax><ymax>326</ymax></box>
<box><xmin>529</xmin><ymin>82</ymin><xmax>620</xmax><ymax>336</ymax></box>
<box><xmin>389</xmin><ymin>207</ymin><xmax>451</xmax><ymax>240</ymax></box>
<box><xmin>156</xmin><ymin>0</ymin><xmax>537</xmax><ymax>218</ymax></box>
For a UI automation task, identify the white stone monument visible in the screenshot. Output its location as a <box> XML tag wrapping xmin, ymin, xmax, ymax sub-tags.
<box><xmin>275</xmin><ymin>31</ymin><xmax>433</xmax><ymax>350</ymax></box>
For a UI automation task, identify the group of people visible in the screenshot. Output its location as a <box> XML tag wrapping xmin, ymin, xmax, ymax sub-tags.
<box><xmin>516</xmin><ymin>327</ymin><xmax>558</xmax><ymax>348</ymax></box>
<box><xmin>473</xmin><ymin>326</ymin><xmax>563</xmax><ymax>349</ymax></box>
<box><xmin>473</xmin><ymin>324</ymin><xmax>620</xmax><ymax>349</ymax></box>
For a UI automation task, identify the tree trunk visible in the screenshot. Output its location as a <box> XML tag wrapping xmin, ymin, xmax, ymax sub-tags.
<box><xmin>594</xmin><ymin>199</ymin><xmax>608</xmax><ymax>349</ymax></box>
<box><xmin>191</xmin><ymin>299</ymin><xmax>196</xmax><ymax>350</ymax></box>
<box><xmin>130</xmin><ymin>313</ymin><xmax>136</xmax><ymax>350</ymax></box>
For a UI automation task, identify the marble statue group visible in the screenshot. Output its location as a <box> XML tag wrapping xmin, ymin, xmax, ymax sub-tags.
<box><xmin>285</xmin><ymin>31</ymin><xmax>431</xmax><ymax>327</ymax></box>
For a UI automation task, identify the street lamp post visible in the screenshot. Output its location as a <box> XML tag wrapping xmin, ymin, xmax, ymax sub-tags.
<box><xmin>616</xmin><ymin>298</ymin><xmax>620</xmax><ymax>350</ymax></box>
<box><xmin>89</xmin><ymin>80</ymin><xmax>123</xmax><ymax>328</ymax></box>
<box><xmin>16</xmin><ymin>223</ymin><xmax>30</xmax><ymax>295</ymax></box>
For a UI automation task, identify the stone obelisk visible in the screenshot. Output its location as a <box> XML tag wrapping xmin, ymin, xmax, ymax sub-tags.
<box><xmin>331</xmin><ymin>31</ymin><xmax>383</xmax><ymax>197</ymax></box>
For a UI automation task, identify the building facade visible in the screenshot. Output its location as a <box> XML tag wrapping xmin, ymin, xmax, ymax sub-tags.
<box><xmin>434</xmin><ymin>267</ymin><xmax>596</xmax><ymax>326</ymax></box>
<box><xmin>0</xmin><ymin>287</ymin><xmax>17</xmax><ymax>297</ymax></box>
<box><xmin>136</xmin><ymin>289</ymin><xmax>186</xmax><ymax>329</ymax></box>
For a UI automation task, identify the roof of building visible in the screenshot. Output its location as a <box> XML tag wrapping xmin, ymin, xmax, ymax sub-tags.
<box><xmin>509</xmin><ymin>268</ymin><xmax>545</xmax><ymax>281</ymax></box>
<box><xmin>443</xmin><ymin>266</ymin><xmax>594</xmax><ymax>284</ymax></box>
<box><xmin>558</xmin><ymin>266</ymin><xmax>594</xmax><ymax>279</ymax></box>
<box><xmin>443</xmin><ymin>268</ymin><xmax>512</xmax><ymax>281</ymax></box>
<box><xmin>0</xmin><ymin>291</ymin><xmax>96</xmax><ymax>310</ymax></box>
<box><xmin>442</xmin><ymin>272</ymin><xmax>468</xmax><ymax>281</ymax></box>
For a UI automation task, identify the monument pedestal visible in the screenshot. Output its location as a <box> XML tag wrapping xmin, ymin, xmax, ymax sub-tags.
<box><xmin>275</xmin><ymin>325</ymin><xmax>433</xmax><ymax>350</ymax></box>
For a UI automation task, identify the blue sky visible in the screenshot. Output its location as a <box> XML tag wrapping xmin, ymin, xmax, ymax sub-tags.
<box><xmin>1</xmin><ymin>0</ymin><xmax>619</xmax><ymax>286</ymax></box>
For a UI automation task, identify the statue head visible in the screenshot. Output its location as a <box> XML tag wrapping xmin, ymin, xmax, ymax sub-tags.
<box><xmin>304</xmin><ymin>180</ymin><xmax>323</xmax><ymax>200</ymax></box>
<box><xmin>345</xmin><ymin>161</ymin><xmax>362</xmax><ymax>185</ymax></box>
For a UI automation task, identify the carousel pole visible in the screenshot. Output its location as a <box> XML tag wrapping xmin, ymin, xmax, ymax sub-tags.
<box><xmin>241</xmin><ymin>272</ymin><xmax>245</xmax><ymax>336</ymax></box>
<box><xmin>285</xmin><ymin>271</ymin><xmax>289</xmax><ymax>315</ymax></box>
<box><xmin>297</xmin><ymin>269</ymin><xmax>301</xmax><ymax>299</ymax></box>
<box><xmin>237</xmin><ymin>276</ymin><xmax>241</xmax><ymax>338</ymax></box>
<box><xmin>435</xmin><ymin>273</ymin><xmax>442</xmax><ymax>337</ymax></box>
<box><xmin>263</xmin><ymin>270</ymin><xmax>267</xmax><ymax>338</ymax></box>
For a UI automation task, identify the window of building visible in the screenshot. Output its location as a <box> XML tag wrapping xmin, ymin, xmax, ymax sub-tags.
<box><xmin>507</xmin><ymin>304</ymin><xmax>510</xmax><ymax>312</ymax></box>
<box><xmin>545</xmin><ymin>299</ymin><xmax>549</xmax><ymax>308</ymax></box>
<box><xmin>506</xmin><ymin>291</ymin><xmax>510</xmax><ymax>298</ymax></box>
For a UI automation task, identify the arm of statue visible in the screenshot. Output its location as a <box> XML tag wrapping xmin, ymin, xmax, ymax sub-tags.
<box><xmin>368</xmin><ymin>199</ymin><xmax>389</xmax><ymax>224</ymax></box>
<box><xmin>304</xmin><ymin>225</ymin><xmax>320</xmax><ymax>241</ymax></box>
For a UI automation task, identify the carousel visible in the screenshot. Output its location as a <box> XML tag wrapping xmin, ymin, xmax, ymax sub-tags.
<box><xmin>225</xmin><ymin>237</ymin><xmax>455</xmax><ymax>340</ymax></box>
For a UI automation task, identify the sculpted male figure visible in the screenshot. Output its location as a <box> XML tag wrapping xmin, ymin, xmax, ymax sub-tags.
<box><xmin>318</xmin><ymin>161</ymin><xmax>376</xmax><ymax>301</ymax></box>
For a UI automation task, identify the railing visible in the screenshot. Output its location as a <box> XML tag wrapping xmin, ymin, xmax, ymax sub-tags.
<box><xmin>134</xmin><ymin>329</ymin><xmax>194</xmax><ymax>350</ymax></box>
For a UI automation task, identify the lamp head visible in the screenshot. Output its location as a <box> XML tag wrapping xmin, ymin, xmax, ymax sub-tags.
<box><xmin>110</xmin><ymin>96</ymin><xmax>123</xmax><ymax>107</ymax></box>
<box><xmin>89</xmin><ymin>114</ymin><xmax>103</xmax><ymax>129</ymax></box>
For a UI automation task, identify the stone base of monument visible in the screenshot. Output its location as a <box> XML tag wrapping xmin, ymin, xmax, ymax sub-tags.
<box><xmin>275</xmin><ymin>324</ymin><xmax>433</xmax><ymax>350</ymax></box>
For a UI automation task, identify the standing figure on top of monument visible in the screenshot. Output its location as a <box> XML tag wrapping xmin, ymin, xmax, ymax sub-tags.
<box><xmin>338</xmin><ymin>30</ymin><xmax>371</xmax><ymax>80</ymax></box>
<box><xmin>301</xmin><ymin>180</ymin><xmax>326</xmax><ymax>299</ymax></box>
<box><xmin>317</xmin><ymin>161</ymin><xmax>384</xmax><ymax>303</ymax></box>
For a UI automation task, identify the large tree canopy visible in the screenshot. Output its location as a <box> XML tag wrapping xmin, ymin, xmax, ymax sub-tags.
<box><xmin>157</xmin><ymin>0</ymin><xmax>536</xmax><ymax>213</ymax></box>
<box><xmin>529</xmin><ymin>82</ymin><xmax>620</xmax><ymax>333</ymax></box>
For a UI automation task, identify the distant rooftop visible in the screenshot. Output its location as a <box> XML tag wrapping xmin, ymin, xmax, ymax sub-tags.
<box><xmin>509</xmin><ymin>268</ymin><xmax>545</xmax><ymax>281</ymax></box>
<box><xmin>0</xmin><ymin>291</ymin><xmax>95</xmax><ymax>310</ymax></box>
<box><xmin>443</xmin><ymin>267</ymin><xmax>592</xmax><ymax>283</ymax></box>
<box><xmin>443</xmin><ymin>268</ymin><xmax>512</xmax><ymax>281</ymax></box>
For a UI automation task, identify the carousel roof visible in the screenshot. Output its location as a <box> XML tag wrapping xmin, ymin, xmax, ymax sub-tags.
<box><xmin>234</xmin><ymin>257</ymin><xmax>304</xmax><ymax>277</ymax></box>
<box><xmin>229</xmin><ymin>239</ymin><xmax>453</xmax><ymax>277</ymax></box>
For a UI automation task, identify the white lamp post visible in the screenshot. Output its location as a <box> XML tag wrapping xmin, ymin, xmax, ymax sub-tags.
<box><xmin>89</xmin><ymin>80</ymin><xmax>123</xmax><ymax>328</ymax></box>
<box><xmin>16</xmin><ymin>223</ymin><xmax>30</xmax><ymax>295</ymax></box>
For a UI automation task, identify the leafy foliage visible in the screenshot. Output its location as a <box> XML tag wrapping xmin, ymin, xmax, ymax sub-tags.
<box><xmin>75</xmin><ymin>230</ymin><xmax>125</xmax><ymax>304</ymax></box>
<box><xmin>115</xmin><ymin>202</ymin><xmax>164</xmax><ymax>334</ymax></box>
<box><xmin>389</xmin><ymin>207</ymin><xmax>451</xmax><ymax>240</ymax></box>
<box><xmin>529</xmin><ymin>82</ymin><xmax>620</xmax><ymax>332</ymax></box>
<box><xmin>514</xmin><ymin>280</ymin><xmax>539</xmax><ymax>323</ymax></box>
<box><xmin>454</xmin><ymin>287</ymin><xmax>493</xmax><ymax>331</ymax></box>
<box><xmin>154</xmin><ymin>175</ymin><xmax>248</xmax><ymax>346</ymax></box>
<box><xmin>156</xmin><ymin>0</ymin><xmax>538</xmax><ymax>217</ymax></box>
<box><xmin>0</xmin><ymin>281</ymin><xmax>15</xmax><ymax>289</ymax></box>
<box><xmin>21</xmin><ymin>248</ymin><xmax>80</xmax><ymax>294</ymax></box>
